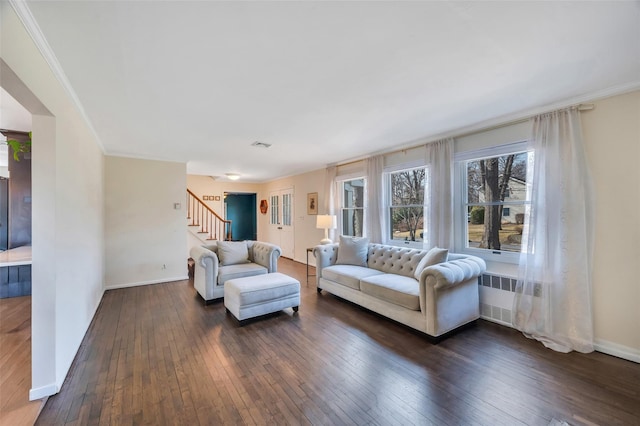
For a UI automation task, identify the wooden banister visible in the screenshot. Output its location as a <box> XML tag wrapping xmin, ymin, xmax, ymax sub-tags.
<box><xmin>186</xmin><ymin>189</ymin><xmax>232</xmax><ymax>241</ymax></box>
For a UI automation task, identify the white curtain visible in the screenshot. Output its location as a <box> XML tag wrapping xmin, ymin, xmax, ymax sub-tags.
<box><xmin>513</xmin><ymin>108</ymin><xmax>595</xmax><ymax>353</ymax></box>
<box><xmin>323</xmin><ymin>165</ymin><xmax>338</xmax><ymax>241</ymax></box>
<box><xmin>366</xmin><ymin>155</ymin><xmax>386</xmax><ymax>243</ymax></box>
<box><xmin>424</xmin><ymin>138</ymin><xmax>454</xmax><ymax>249</ymax></box>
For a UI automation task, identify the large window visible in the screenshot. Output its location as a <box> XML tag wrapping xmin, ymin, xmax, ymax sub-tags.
<box><xmin>340</xmin><ymin>178</ymin><xmax>365</xmax><ymax>237</ymax></box>
<box><xmin>458</xmin><ymin>142</ymin><xmax>532</xmax><ymax>260</ymax></box>
<box><xmin>388</xmin><ymin>167</ymin><xmax>426</xmax><ymax>245</ymax></box>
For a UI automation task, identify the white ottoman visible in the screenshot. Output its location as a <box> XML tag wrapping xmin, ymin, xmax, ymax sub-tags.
<box><xmin>224</xmin><ymin>272</ymin><xmax>300</xmax><ymax>324</ymax></box>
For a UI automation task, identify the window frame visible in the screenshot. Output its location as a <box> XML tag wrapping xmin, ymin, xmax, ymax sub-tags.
<box><xmin>337</xmin><ymin>175</ymin><xmax>367</xmax><ymax>238</ymax></box>
<box><xmin>384</xmin><ymin>161</ymin><xmax>427</xmax><ymax>249</ymax></box>
<box><xmin>454</xmin><ymin>141</ymin><xmax>530</xmax><ymax>264</ymax></box>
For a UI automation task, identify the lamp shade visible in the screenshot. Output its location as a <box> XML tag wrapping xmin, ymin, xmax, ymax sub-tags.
<box><xmin>316</xmin><ymin>215</ymin><xmax>336</xmax><ymax>230</ymax></box>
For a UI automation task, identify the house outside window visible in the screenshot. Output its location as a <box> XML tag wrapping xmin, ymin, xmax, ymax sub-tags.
<box><xmin>456</xmin><ymin>141</ymin><xmax>531</xmax><ymax>262</ymax></box>
<box><xmin>340</xmin><ymin>178</ymin><xmax>365</xmax><ymax>237</ymax></box>
<box><xmin>388</xmin><ymin>166</ymin><xmax>426</xmax><ymax>246</ymax></box>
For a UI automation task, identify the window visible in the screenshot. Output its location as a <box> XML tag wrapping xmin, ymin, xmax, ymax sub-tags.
<box><xmin>340</xmin><ymin>178</ymin><xmax>365</xmax><ymax>237</ymax></box>
<box><xmin>388</xmin><ymin>167</ymin><xmax>426</xmax><ymax>245</ymax></box>
<box><xmin>457</xmin><ymin>142</ymin><xmax>532</xmax><ymax>261</ymax></box>
<box><xmin>270</xmin><ymin>194</ymin><xmax>279</xmax><ymax>225</ymax></box>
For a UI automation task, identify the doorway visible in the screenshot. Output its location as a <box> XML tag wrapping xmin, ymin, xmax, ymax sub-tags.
<box><xmin>224</xmin><ymin>193</ymin><xmax>257</xmax><ymax>241</ymax></box>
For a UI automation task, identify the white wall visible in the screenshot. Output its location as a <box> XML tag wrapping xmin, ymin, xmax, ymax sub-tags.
<box><xmin>581</xmin><ymin>90</ymin><xmax>640</xmax><ymax>358</ymax></box>
<box><xmin>1</xmin><ymin>3</ymin><xmax>105</xmax><ymax>398</ymax></box>
<box><xmin>105</xmin><ymin>157</ymin><xmax>187</xmax><ymax>288</ymax></box>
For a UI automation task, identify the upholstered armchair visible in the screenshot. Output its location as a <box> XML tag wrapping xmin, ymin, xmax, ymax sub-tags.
<box><xmin>189</xmin><ymin>240</ymin><xmax>282</xmax><ymax>304</ymax></box>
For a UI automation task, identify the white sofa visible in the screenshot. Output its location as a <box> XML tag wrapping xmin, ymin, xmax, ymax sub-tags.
<box><xmin>313</xmin><ymin>240</ymin><xmax>486</xmax><ymax>338</ymax></box>
<box><xmin>190</xmin><ymin>240</ymin><xmax>282</xmax><ymax>304</ymax></box>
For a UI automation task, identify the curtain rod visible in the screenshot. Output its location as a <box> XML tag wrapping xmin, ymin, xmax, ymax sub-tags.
<box><xmin>335</xmin><ymin>103</ymin><xmax>595</xmax><ymax>169</ymax></box>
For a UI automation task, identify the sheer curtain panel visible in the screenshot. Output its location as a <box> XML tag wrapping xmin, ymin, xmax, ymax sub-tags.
<box><xmin>424</xmin><ymin>138</ymin><xmax>454</xmax><ymax>249</ymax></box>
<box><xmin>513</xmin><ymin>108</ymin><xmax>595</xmax><ymax>353</ymax></box>
<box><xmin>323</xmin><ymin>166</ymin><xmax>337</xmax><ymax>242</ymax></box>
<box><xmin>366</xmin><ymin>155</ymin><xmax>386</xmax><ymax>244</ymax></box>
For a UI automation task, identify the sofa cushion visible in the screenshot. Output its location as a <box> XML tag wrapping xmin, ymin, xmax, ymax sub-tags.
<box><xmin>322</xmin><ymin>265</ymin><xmax>384</xmax><ymax>290</ymax></box>
<box><xmin>336</xmin><ymin>236</ymin><xmax>369</xmax><ymax>267</ymax></box>
<box><xmin>414</xmin><ymin>247</ymin><xmax>449</xmax><ymax>280</ymax></box>
<box><xmin>218</xmin><ymin>263</ymin><xmax>267</xmax><ymax>285</ymax></box>
<box><xmin>217</xmin><ymin>241</ymin><xmax>250</xmax><ymax>266</ymax></box>
<box><xmin>360</xmin><ymin>274</ymin><xmax>421</xmax><ymax>311</ymax></box>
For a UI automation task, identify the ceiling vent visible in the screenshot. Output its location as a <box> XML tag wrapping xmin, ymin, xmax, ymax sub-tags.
<box><xmin>251</xmin><ymin>141</ymin><xmax>272</xmax><ymax>148</ymax></box>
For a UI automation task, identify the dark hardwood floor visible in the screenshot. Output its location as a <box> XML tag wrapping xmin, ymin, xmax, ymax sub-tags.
<box><xmin>36</xmin><ymin>259</ymin><xmax>640</xmax><ymax>425</ymax></box>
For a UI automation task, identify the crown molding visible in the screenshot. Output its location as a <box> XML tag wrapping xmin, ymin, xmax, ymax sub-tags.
<box><xmin>9</xmin><ymin>0</ymin><xmax>105</xmax><ymax>153</ymax></box>
<box><xmin>334</xmin><ymin>80</ymin><xmax>640</xmax><ymax>167</ymax></box>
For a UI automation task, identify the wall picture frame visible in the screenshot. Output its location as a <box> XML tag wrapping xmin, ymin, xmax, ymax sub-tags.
<box><xmin>307</xmin><ymin>192</ymin><xmax>318</xmax><ymax>215</ymax></box>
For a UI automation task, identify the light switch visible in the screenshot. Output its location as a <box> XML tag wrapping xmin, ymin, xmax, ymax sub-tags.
<box><xmin>174</xmin><ymin>203</ymin><xmax>181</xmax><ymax>210</ymax></box>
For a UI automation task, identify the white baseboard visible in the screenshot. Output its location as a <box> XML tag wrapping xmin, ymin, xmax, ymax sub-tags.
<box><xmin>105</xmin><ymin>275</ymin><xmax>189</xmax><ymax>290</ymax></box>
<box><xmin>30</xmin><ymin>383</ymin><xmax>58</xmax><ymax>400</ymax></box>
<box><xmin>482</xmin><ymin>317</ymin><xmax>640</xmax><ymax>364</ymax></box>
<box><xmin>594</xmin><ymin>339</ymin><xmax>640</xmax><ymax>364</ymax></box>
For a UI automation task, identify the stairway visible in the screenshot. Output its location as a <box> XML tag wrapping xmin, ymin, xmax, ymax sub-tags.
<box><xmin>186</xmin><ymin>189</ymin><xmax>232</xmax><ymax>244</ymax></box>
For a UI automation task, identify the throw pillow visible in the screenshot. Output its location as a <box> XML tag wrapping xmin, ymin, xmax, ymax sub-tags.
<box><xmin>413</xmin><ymin>247</ymin><xmax>449</xmax><ymax>280</ymax></box>
<box><xmin>336</xmin><ymin>235</ymin><xmax>369</xmax><ymax>267</ymax></box>
<box><xmin>216</xmin><ymin>241</ymin><xmax>250</xmax><ymax>266</ymax></box>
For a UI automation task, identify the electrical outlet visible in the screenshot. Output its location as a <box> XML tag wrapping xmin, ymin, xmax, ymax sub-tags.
<box><xmin>162</xmin><ymin>264</ymin><xmax>166</xmax><ymax>270</ymax></box>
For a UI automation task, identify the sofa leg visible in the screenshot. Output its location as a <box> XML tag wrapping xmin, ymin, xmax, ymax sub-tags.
<box><xmin>292</xmin><ymin>306</ymin><xmax>299</xmax><ymax>313</ymax></box>
<box><xmin>317</xmin><ymin>288</ymin><xmax>322</xmax><ymax>294</ymax></box>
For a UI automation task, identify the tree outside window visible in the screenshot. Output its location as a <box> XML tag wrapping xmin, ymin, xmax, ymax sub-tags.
<box><xmin>466</xmin><ymin>151</ymin><xmax>529</xmax><ymax>252</ymax></box>
<box><xmin>389</xmin><ymin>167</ymin><xmax>425</xmax><ymax>243</ymax></box>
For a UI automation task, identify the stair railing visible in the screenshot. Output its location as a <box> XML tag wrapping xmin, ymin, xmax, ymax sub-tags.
<box><xmin>186</xmin><ymin>189</ymin><xmax>232</xmax><ymax>241</ymax></box>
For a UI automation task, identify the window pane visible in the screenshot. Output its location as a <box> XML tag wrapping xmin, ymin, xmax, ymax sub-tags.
<box><xmin>343</xmin><ymin>179</ymin><xmax>365</xmax><ymax>208</ymax></box>
<box><xmin>282</xmin><ymin>194</ymin><xmax>291</xmax><ymax>226</ymax></box>
<box><xmin>390</xmin><ymin>206</ymin><xmax>424</xmax><ymax>242</ymax></box>
<box><xmin>342</xmin><ymin>208</ymin><xmax>364</xmax><ymax>237</ymax></box>
<box><xmin>388</xmin><ymin>167</ymin><xmax>425</xmax><ymax>244</ymax></box>
<box><xmin>467</xmin><ymin>206</ymin><xmax>525</xmax><ymax>252</ymax></box>
<box><xmin>391</xmin><ymin>169</ymin><xmax>425</xmax><ymax>206</ymax></box>
<box><xmin>270</xmin><ymin>195</ymin><xmax>279</xmax><ymax>225</ymax></box>
<box><xmin>465</xmin><ymin>151</ymin><xmax>530</xmax><ymax>253</ymax></box>
<box><xmin>467</xmin><ymin>152</ymin><xmax>528</xmax><ymax>204</ymax></box>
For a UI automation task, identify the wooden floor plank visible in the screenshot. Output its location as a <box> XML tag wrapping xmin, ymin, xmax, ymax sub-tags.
<box><xmin>29</xmin><ymin>258</ymin><xmax>640</xmax><ymax>425</ymax></box>
<box><xmin>0</xmin><ymin>295</ymin><xmax>46</xmax><ymax>426</ymax></box>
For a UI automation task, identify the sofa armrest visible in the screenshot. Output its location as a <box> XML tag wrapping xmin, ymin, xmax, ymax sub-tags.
<box><xmin>190</xmin><ymin>245</ymin><xmax>220</xmax><ymax>301</ymax></box>
<box><xmin>190</xmin><ymin>245</ymin><xmax>219</xmax><ymax>269</ymax></box>
<box><xmin>418</xmin><ymin>255</ymin><xmax>486</xmax><ymax>336</ymax></box>
<box><xmin>312</xmin><ymin>244</ymin><xmax>339</xmax><ymax>285</ymax></box>
<box><xmin>249</xmin><ymin>241</ymin><xmax>282</xmax><ymax>272</ymax></box>
<box><xmin>419</xmin><ymin>256</ymin><xmax>486</xmax><ymax>291</ymax></box>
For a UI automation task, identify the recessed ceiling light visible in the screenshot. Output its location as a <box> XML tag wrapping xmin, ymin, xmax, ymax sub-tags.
<box><xmin>251</xmin><ymin>141</ymin><xmax>272</xmax><ymax>148</ymax></box>
<box><xmin>225</xmin><ymin>173</ymin><xmax>240</xmax><ymax>181</ymax></box>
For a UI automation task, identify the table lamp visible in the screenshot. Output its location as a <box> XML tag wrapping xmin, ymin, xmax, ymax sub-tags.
<box><xmin>316</xmin><ymin>214</ymin><xmax>337</xmax><ymax>244</ymax></box>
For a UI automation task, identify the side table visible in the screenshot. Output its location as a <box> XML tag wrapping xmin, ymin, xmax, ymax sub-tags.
<box><xmin>306</xmin><ymin>248</ymin><xmax>316</xmax><ymax>286</ymax></box>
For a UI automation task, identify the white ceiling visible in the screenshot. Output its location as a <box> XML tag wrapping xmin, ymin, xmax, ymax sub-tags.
<box><xmin>21</xmin><ymin>1</ymin><xmax>640</xmax><ymax>182</ymax></box>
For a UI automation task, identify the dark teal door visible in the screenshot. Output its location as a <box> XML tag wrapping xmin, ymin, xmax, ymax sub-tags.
<box><xmin>225</xmin><ymin>193</ymin><xmax>257</xmax><ymax>241</ymax></box>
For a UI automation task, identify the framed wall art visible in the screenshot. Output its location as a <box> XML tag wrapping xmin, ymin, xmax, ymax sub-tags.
<box><xmin>307</xmin><ymin>192</ymin><xmax>318</xmax><ymax>215</ymax></box>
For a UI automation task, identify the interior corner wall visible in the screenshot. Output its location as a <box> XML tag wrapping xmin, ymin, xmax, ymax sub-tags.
<box><xmin>1</xmin><ymin>2</ymin><xmax>106</xmax><ymax>398</ymax></box>
<box><xmin>105</xmin><ymin>156</ymin><xmax>187</xmax><ymax>288</ymax></box>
